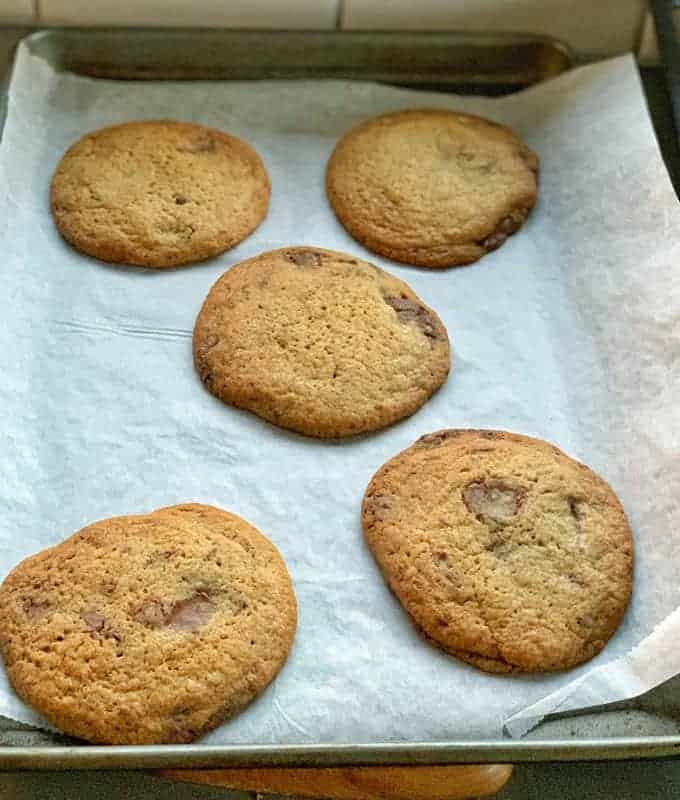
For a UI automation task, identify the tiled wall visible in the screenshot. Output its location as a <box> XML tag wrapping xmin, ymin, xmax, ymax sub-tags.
<box><xmin>38</xmin><ymin>0</ymin><xmax>340</xmax><ymax>29</ymax></box>
<box><xmin>0</xmin><ymin>0</ymin><xmax>652</xmax><ymax>58</ymax></box>
<box><xmin>0</xmin><ymin>0</ymin><xmax>32</xmax><ymax>24</ymax></box>
<box><xmin>342</xmin><ymin>0</ymin><xmax>648</xmax><ymax>57</ymax></box>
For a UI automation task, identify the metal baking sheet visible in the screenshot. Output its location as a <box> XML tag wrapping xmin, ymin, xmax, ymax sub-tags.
<box><xmin>22</xmin><ymin>28</ymin><xmax>571</xmax><ymax>87</ymax></box>
<box><xmin>2</xmin><ymin>28</ymin><xmax>680</xmax><ymax>769</ymax></box>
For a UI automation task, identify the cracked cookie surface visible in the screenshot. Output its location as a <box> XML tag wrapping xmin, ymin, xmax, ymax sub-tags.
<box><xmin>362</xmin><ymin>429</ymin><xmax>633</xmax><ymax>673</ymax></box>
<box><xmin>193</xmin><ymin>246</ymin><xmax>451</xmax><ymax>438</ymax></box>
<box><xmin>326</xmin><ymin>109</ymin><xmax>538</xmax><ymax>268</ymax></box>
<box><xmin>0</xmin><ymin>504</ymin><xmax>297</xmax><ymax>743</ymax></box>
<box><xmin>50</xmin><ymin>121</ymin><xmax>270</xmax><ymax>268</ymax></box>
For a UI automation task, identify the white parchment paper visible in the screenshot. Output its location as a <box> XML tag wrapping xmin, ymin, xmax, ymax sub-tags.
<box><xmin>1</xmin><ymin>43</ymin><xmax>680</xmax><ymax>743</ymax></box>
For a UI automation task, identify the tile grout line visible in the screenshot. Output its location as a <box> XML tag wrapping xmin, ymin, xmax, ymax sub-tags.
<box><xmin>335</xmin><ymin>0</ymin><xmax>345</xmax><ymax>30</ymax></box>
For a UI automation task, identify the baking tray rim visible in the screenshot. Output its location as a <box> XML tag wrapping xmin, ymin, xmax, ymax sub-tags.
<box><xmin>19</xmin><ymin>26</ymin><xmax>575</xmax><ymax>82</ymax></box>
<box><xmin>0</xmin><ymin>27</ymin><xmax>677</xmax><ymax>767</ymax></box>
<box><xmin>1</xmin><ymin>736</ymin><xmax>680</xmax><ymax>770</ymax></box>
<box><xmin>24</xmin><ymin>26</ymin><xmax>575</xmax><ymax>42</ymax></box>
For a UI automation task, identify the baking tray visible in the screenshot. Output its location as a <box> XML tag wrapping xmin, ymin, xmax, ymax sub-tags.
<box><xmin>2</xmin><ymin>27</ymin><xmax>680</xmax><ymax>770</ymax></box>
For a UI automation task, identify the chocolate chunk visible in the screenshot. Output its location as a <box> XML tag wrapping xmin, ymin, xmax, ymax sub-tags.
<box><xmin>22</xmin><ymin>598</ymin><xmax>50</xmax><ymax>619</ymax></box>
<box><xmin>481</xmin><ymin>229</ymin><xmax>508</xmax><ymax>251</ymax></box>
<box><xmin>436</xmin><ymin>138</ymin><xmax>494</xmax><ymax>173</ymax></box>
<box><xmin>174</xmin><ymin>194</ymin><xmax>189</xmax><ymax>205</ymax></box>
<box><xmin>568</xmin><ymin>497</ymin><xmax>586</xmax><ymax>545</ymax></box>
<box><xmin>82</xmin><ymin>609</ymin><xmax>105</xmax><ymax>629</ymax></box>
<box><xmin>81</xmin><ymin>609</ymin><xmax>121</xmax><ymax>642</ymax></box>
<box><xmin>166</xmin><ymin>593</ymin><xmax>215</xmax><ymax>632</ymax></box>
<box><xmin>455</xmin><ymin>149</ymin><xmax>476</xmax><ymax>163</ymax></box>
<box><xmin>479</xmin><ymin>208</ymin><xmax>529</xmax><ymax>252</ymax></box>
<box><xmin>416</xmin><ymin>430</ymin><xmax>459</xmax><ymax>448</ymax></box>
<box><xmin>384</xmin><ymin>296</ymin><xmax>440</xmax><ymax>340</ymax></box>
<box><xmin>132</xmin><ymin>590</ymin><xmax>216</xmax><ymax>633</ymax></box>
<box><xmin>179</xmin><ymin>136</ymin><xmax>216</xmax><ymax>154</ymax></box>
<box><xmin>462</xmin><ymin>480</ymin><xmax>526</xmax><ymax>524</ymax></box>
<box><xmin>568</xmin><ymin>497</ymin><xmax>585</xmax><ymax>521</ymax></box>
<box><xmin>285</xmin><ymin>249</ymin><xmax>322</xmax><ymax>267</ymax></box>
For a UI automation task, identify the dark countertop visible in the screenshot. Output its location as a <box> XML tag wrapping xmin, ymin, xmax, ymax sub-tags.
<box><xmin>3</xmin><ymin>757</ymin><xmax>680</xmax><ymax>799</ymax></box>
<box><xmin>640</xmin><ymin>67</ymin><xmax>680</xmax><ymax>193</ymax></box>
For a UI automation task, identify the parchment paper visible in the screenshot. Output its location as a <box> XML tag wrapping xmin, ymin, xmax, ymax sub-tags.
<box><xmin>1</xmin><ymin>43</ymin><xmax>679</xmax><ymax>743</ymax></box>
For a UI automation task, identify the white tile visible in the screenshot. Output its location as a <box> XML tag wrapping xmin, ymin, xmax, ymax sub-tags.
<box><xmin>637</xmin><ymin>10</ymin><xmax>659</xmax><ymax>66</ymax></box>
<box><xmin>40</xmin><ymin>0</ymin><xmax>339</xmax><ymax>28</ymax></box>
<box><xmin>0</xmin><ymin>0</ymin><xmax>34</xmax><ymax>24</ymax></box>
<box><xmin>341</xmin><ymin>0</ymin><xmax>647</xmax><ymax>57</ymax></box>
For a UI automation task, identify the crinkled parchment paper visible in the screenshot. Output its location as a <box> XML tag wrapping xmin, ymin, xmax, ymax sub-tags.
<box><xmin>1</xmin><ymin>44</ymin><xmax>679</xmax><ymax>742</ymax></box>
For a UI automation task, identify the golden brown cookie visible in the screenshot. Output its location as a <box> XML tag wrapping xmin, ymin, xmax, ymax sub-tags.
<box><xmin>362</xmin><ymin>430</ymin><xmax>633</xmax><ymax>673</ymax></box>
<box><xmin>193</xmin><ymin>246</ymin><xmax>451</xmax><ymax>438</ymax></box>
<box><xmin>326</xmin><ymin>109</ymin><xmax>538</xmax><ymax>268</ymax></box>
<box><xmin>0</xmin><ymin>504</ymin><xmax>297</xmax><ymax>744</ymax></box>
<box><xmin>50</xmin><ymin>121</ymin><xmax>270</xmax><ymax>268</ymax></box>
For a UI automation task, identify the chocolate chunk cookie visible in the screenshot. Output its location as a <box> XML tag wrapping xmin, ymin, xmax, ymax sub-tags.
<box><xmin>326</xmin><ymin>109</ymin><xmax>538</xmax><ymax>268</ymax></box>
<box><xmin>0</xmin><ymin>504</ymin><xmax>297</xmax><ymax>744</ymax></box>
<box><xmin>362</xmin><ymin>430</ymin><xmax>633</xmax><ymax>673</ymax></box>
<box><xmin>50</xmin><ymin>121</ymin><xmax>270</xmax><ymax>267</ymax></box>
<box><xmin>193</xmin><ymin>246</ymin><xmax>451</xmax><ymax>438</ymax></box>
